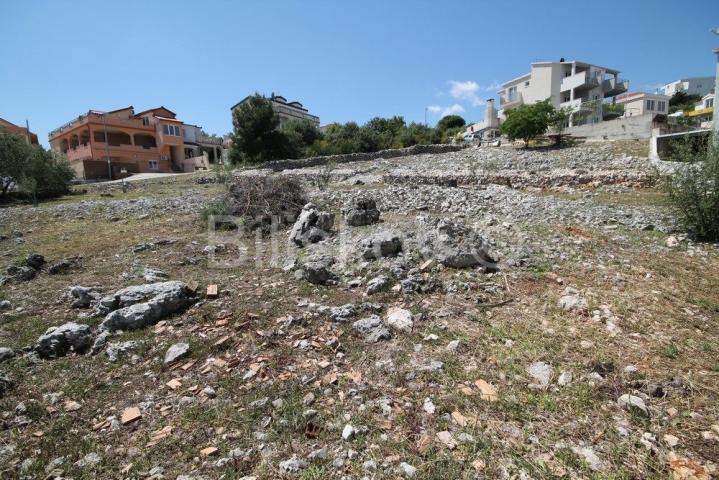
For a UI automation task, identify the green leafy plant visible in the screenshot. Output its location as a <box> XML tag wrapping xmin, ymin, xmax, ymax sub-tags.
<box><xmin>500</xmin><ymin>99</ymin><xmax>555</xmax><ymax>147</ymax></box>
<box><xmin>663</xmin><ymin>134</ymin><xmax>719</xmax><ymax>241</ymax></box>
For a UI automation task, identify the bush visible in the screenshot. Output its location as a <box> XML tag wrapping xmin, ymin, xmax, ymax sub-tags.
<box><xmin>663</xmin><ymin>135</ymin><xmax>719</xmax><ymax>241</ymax></box>
<box><xmin>0</xmin><ymin>133</ymin><xmax>74</xmax><ymax>203</ymax></box>
<box><xmin>223</xmin><ymin>176</ymin><xmax>307</xmax><ymax>232</ymax></box>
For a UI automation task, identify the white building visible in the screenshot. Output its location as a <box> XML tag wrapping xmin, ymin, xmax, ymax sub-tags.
<box><xmin>655</xmin><ymin>76</ymin><xmax>715</xmax><ymax>98</ymax></box>
<box><xmin>182</xmin><ymin>124</ymin><xmax>225</xmax><ymax>167</ymax></box>
<box><xmin>615</xmin><ymin>92</ymin><xmax>670</xmax><ymax>118</ymax></box>
<box><xmin>231</xmin><ymin>93</ymin><xmax>320</xmax><ymax>127</ymax></box>
<box><xmin>497</xmin><ymin>59</ymin><xmax>628</xmax><ymax>126</ymax></box>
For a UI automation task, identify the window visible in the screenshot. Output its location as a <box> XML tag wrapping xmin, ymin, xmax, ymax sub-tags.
<box><xmin>148</xmin><ymin>160</ymin><xmax>158</xmax><ymax>170</ymax></box>
<box><xmin>525</xmin><ymin>81</ymin><xmax>530</xmax><ymax>87</ymax></box>
<box><xmin>141</xmin><ymin>117</ymin><xmax>149</xmax><ymax>126</ymax></box>
<box><xmin>162</xmin><ymin>124</ymin><xmax>180</xmax><ymax>136</ymax></box>
<box><xmin>646</xmin><ymin>99</ymin><xmax>655</xmax><ymax>111</ymax></box>
<box><xmin>657</xmin><ymin>101</ymin><xmax>666</xmax><ymax>112</ymax></box>
<box><xmin>707</xmin><ymin>98</ymin><xmax>714</xmax><ymax>108</ymax></box>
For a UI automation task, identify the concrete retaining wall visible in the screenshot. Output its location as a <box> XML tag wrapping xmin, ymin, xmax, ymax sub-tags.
<box><xmin>261</xmin><ymin>144</ymin><xmax>467</xmax><ymax>172</ymax></box>
<box><xmin>566</xmin><ymin>115</ymin><xmax>657</xmax><ymax>141</ymax></box>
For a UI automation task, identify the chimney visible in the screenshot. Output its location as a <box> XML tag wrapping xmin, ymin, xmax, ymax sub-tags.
<box><xmin>485</xmin><ymin>99</ymin><xmax>498</xmax><ymax>127</ymax></box>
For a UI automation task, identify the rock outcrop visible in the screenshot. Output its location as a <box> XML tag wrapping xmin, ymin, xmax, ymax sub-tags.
<box><xmin>35</xmin><ymin>322</ymin><xmax>93</xmax><ymax>359</ymax></box>
<box><xmin>289</xmin><ymin>203</ymin><xmax>334</xmax><ymax>247</ymax></box>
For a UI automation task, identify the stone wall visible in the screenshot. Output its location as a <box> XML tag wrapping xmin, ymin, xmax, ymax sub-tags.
<box><xmin>260</xmin><ymin>144</ymin><xmax>467</xmax><ymax>172</ymax></box>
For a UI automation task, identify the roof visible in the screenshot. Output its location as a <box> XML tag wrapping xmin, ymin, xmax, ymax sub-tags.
<box><xmin>134</xmin><ymin>106</ymin><xmax>177</xmax><ymax>118</ymax></box>
<box><xmin>231</xmin><ymin>94</ymin><xmax>311</xmax><ymax>112</ymax></box>
<box><xmin>531</xmin><ymin>60</ymin><xmax>620</xmax><ymax>75</ymax></box>
<box><xmin>499</xmin><ymin>72</ymin><xmax>531</xmax><ymax>89</ymax></box>
<box><xmin>615</xmin><ymin>91</ymin><xmax>670</xmax><ymax>103</ymax></box>
<box><xmin>155</xmin><ymin>116</ymin><xmax>182</xmax><ymax>123</ymax></box>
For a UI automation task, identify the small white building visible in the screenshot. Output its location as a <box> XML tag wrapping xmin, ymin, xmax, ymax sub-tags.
<box><xmin>655</xmin><ymin>77</ymin><xmax>715</xmax><ymax>97</ymax></box>
<box><xmin>615</xmin><ymin>92</ymin><xmax>670</xmax><ymax>118</ymax></box>
<box><xmin>463</xmin><ymin>99</ymin><xmax>500</xmax><ymax>141</ymax></box>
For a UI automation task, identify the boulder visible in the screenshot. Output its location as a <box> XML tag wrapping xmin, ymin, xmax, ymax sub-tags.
<box><xmin>360</xmin><ymin>232</ymin><xmax>402</xmax><ymax>260</ymax></box>
<box><xmin>385</xmin><ymin>307</ymin><xmax>413</xmax><ymax>332</ymax></box>
<box><xmin>0</xmin><ymin>347</ymin><xmax>14</xmax><ymax>363</ymax></box>
<box><xmin>1</xmin><ymin>265</ymin><xmax>37</xmax><ymax>285</ymax></box>
<box><xmin>68</xmin><ymin>286</ymin><xmax>101</xmax><ymax>309</ymax></box>
<box><xmin>164</xmin><ymin>342</ymin><xmax>190</xmax><ymax>364</ymax></box>
<box><xmin>48</xmin><ymin>257</ymin><xmax>81</xmax><ymax>275</ymax></box>
<box><xmin>366</xmin><ymin>276</ymin><xmax>389</xmax><ymax>295</ymax></box>
<box><xmin>418</xmin><ymin>217</ymin><xmax>495</xmax><ymax>269</ymax></box>
<box><xmin>344</xmin><ymin>196</ymin><xmax>380</xmax><ymax>226</ymax></box>
<box><xmin>353</xmin><ymin>316</ymin><xmax>391</xmax><ymax>343</ymax></box>
<box><xmin>0</xmin><ymin>300</ymin><xmax>11</xmax><ymax>311</ymax></box>
<box><xmin>97</xmin><ymin>281</ymin><xmax>197</xmax><ymax>332</ymax></box>
<box><xmin>289</xmin><ymin>203</ymin><xmax>334</xmax><ymax>247</ymax></box>
<box><xmin>23</xmin><ymin>254</ymin><xmax>45</xmax><ymax>270</ymax></box>
<box><xmin>298</xmin><ymin>255</ymin><xmax>337</xmax><ymax>286</ymax></box>
<box><xmin>35</xmin><ymin>322</ymin><xmax>93</xmax><ymax>359</ymax></box>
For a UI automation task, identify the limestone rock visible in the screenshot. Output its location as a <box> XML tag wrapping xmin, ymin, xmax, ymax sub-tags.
<box><xmin>418</xmin><ymin>217</ymin><xmax>495</xmax><ymax>269</ymax></box>
<box><xmin>385</xmin><ymin>307</ymin><xmax>413</xmax><ymax>332</ymax></box>
<box><xmin>97</xmin><ymin>281</ymin><xmax>196</xmax><ymax>332</ymax></box>
<box><xmin>0</xmin><ymin>347</ymin><xmax>15</xmax><ymax>363</ymax></box>
<box><xmin>289</xmin><ymin>203</ymin><xmax>334</xmax><ymax>247</ymax></box>
<box><xmin>360</xmin><ymin>231</ymin><xmax>402</xmax><ymax>260</ymax></box>
<box><xmin>353</xmin><ymin>316</ymin><xmax>391</xmax><ymax>343</ymax></box>
<box><xmin>68</xmin><ymin>286</ymin><xmax>101</xmax><ymax>309</ymax></box>
<box><xmin>35</xmin><ymin>322</ymin><xmax>93</xmax><ymax>359</ymax></box>
<box><xmin>344</xmin><ymin>196</ymin><xmax>380</xmax><ymax>226</ymax></box>
<box><xmin>164</xmin><ymin>342</ymin><xmax>190</xmax><ymax>364</ymax></box>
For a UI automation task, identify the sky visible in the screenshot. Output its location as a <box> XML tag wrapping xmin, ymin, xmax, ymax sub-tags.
<box><xmin>1</xmin><ymin>0</ymin><xmax>718</xmax><ymax>146</ymax></box>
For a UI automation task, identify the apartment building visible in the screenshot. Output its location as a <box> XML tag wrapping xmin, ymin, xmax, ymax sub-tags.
<box><xmin>497</xmin><ymin>60</ymin><xmax>629</xmax><ymax>126</ymax></box>
<box><xmin>615</xmin><ymin>92</ymin><xmax>671</xmax><ymax>118</ymax></box>
<box><xmin>231</xmin><ymin>93</ymin><xmax>320</xmax><ymax>127</ymax></box>
<box><xmin>49</xmin><ymin>106</ymin><xmax>218</xmax><ymax>180</ymax></box>
<box><xmin>655</xmin><ymin>76</ymin><xmax>715</xmax><ymax>98</ymax></box>
<box><xmin>0</xmin><ymin>117</ymin><xmax>39</xmax><ymax>145</ymax></box>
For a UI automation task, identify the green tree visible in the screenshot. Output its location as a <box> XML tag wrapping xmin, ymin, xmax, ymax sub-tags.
<box><xmin>549</xmin><ymin>106</ymin><xmax>572</xmax><ymax>146</ymax></box>
<box><xmin>18</xmin><ymin>147</ymin><xmax>74</xmax><ymax>205</ymax></box>
<box><xmin>228</xmin><ymin>94</ymin><xmax>290</xmax><ymax>164</ymax></box>
<box><xmin>281</xmin><ymin>120</ymin><xmax>322</xmax><ymax>159</ymax></box>
<box><xmin>668</xmin><ymin>91</ymin><xmax>702</xmax><ymax>114</ymax></box>
<box><xmin>500</xmin><ymin>99</ymin><xmax>555</xmax><ymax>147</ymax></box>
<box><xmin>0</xmin><ymin>132</ymin><xmax>28</xmax><ymax>197</ymax></box>
<box><xmin>436</xmin><ymin>115</ymin><xmax>466</xmax><ymax>132</ymax></box>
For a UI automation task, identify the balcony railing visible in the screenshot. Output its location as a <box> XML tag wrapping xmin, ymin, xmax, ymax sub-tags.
<box><xmin>602</xmin><ymin>78</ymin><xmax>629</xmax><ymax>96</ymax></box>
<box><xmin>499</xmin><ymin>91</ymin><xmax>523</xmax><ymax>107</ymax></box>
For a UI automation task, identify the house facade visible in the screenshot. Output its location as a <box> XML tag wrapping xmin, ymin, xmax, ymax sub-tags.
<box><xmin>655</xmin><ymin>76</ymin><xmax>715</xmax><ymax>98</ymax></box>
<box><xmin>0</xmin><ymin>117</ymin><xmax>39</xmax><ymax>145</ymax></box>
<box><xmin>49</xmin><ymin>106</ymin><xmax>220</xmax><ymax>180</ymax></box>
<box><xmin>497</xmin><ymin>60</ymin><xmax>629</xmax><ymax>126</ymax></box>
<box><xmin>463</xmin><ymin>99</ymin><xmax>500</xmax><ymax>140</ymax></box>
<box><xmin>231</xmin><ymin>93</ymin><xmax>320</xmax><ymax>127</ymax></box>
<box><xmin>615</xmin><ymin>92</ymin><xmax>671</xmax><ymax>118</ymax></box>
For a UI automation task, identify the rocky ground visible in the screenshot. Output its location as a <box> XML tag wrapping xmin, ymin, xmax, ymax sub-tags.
<box><xmin>0</xmin><ymin>141</ymin><xmax>718</xmax><ymax>479</ymax></box>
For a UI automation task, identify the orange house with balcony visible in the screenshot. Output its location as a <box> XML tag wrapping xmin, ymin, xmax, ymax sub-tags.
<box><xmin>48</xmin><ymin>106</ymin><xmax>189</xmax><ymax>180</ymax></box>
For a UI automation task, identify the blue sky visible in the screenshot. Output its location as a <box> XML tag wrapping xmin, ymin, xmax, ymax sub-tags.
<box><xmin>1</xmin><ymin>0</ymin><xmax>718</xmax><ymax>146</ymax></box>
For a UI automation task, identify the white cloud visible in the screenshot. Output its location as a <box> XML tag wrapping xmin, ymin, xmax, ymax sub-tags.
<box><xmin>440</xmin><ymin>103</ymin><xmax>465</xmax><ymax>117</ymax></box>
<box><xmin>428</xmin><ymin>103</ymin><xmax>465</xmax><ymax>118</ymax></box>
<box><xmin>485</xmin><ymin>81</ymin><xmax>502</xmax><ymax>92</ymax></box>
<box><xmin>448</xmin><ymin>80</ymin><xmax>485</xmax><ymax>106</ymax></box>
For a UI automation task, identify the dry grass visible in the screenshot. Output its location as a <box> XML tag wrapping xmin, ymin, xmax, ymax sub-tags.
<box><xmin>0</xmin><ymin>172</ymin><xmax>718</xmax><ymax>479</ymax></box>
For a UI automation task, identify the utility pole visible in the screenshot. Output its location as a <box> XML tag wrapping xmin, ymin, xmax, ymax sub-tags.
<box><xmin>424</xmin><ymin>107</ymin><xmax>428</xmax><ymax>127</ymax></box>
<box><xmin>102</xmin><ymin>113</ymin><xmax>112</xmax><ymax>181</ymax></box>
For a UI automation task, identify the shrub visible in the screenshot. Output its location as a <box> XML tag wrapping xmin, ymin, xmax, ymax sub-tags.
<box><xmin>0</xmin><ymin>133</ymin><xmax>74</xmax><ymax>204</ymax></box>
<box><xmin>663</xmin><ymin>135</ymin><xmax>719</xmax><ymax>241</ymax></box>
<box><xmin>223</xmin><ymin>175</ymin><xmax>307</xmax><ymax>232</ymax></box>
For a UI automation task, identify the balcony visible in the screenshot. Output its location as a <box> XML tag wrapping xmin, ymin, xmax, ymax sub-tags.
<box><xmin>500</xmin><ymin>91</ymin><xmax>523</xmax><ymax>109</ymax></box>
<box><xmin>602</xmin><ymin>78</ymin><xmax>629</xmax><ymax>97</ymax></box>
<box><xmin>560</xmin><ymin>71</ymin><xmax>601</xmax><ymax>93</ymax></box>
<box><xmin>64</xmin><ymin>143</ymin><xmax>92</xmax><ymax>161</ymax></box>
